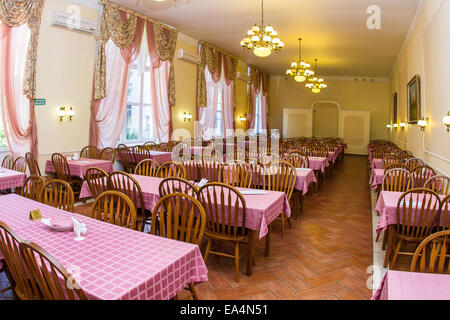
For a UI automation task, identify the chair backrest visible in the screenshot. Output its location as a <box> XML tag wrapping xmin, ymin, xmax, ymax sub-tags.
<box><xmin>385</xmin><ymin>163</ymin><xmax>407</xmax><ymax>171</ymax></box>
<box><xmin>91</xmin><ymin>191</ymin><xmax>137</xmax><ymax>230</ymax></box>
<box><xmin>249</xmin><ymin>160</ymin><xmax>265</xmax><ymax>189</ymax></box>
<box><xmin>19</xmin><ymin>241</ymin><xmax>88</xmax><ymax>300</ymax></box>
<box><xmin>410</xmin><ymin>230</ymin><xmax>450</xmax><ymax>274</ymax></box>
<box><xmin>219</xmin><ymin>161</ymin><xmax>252</xmax><ymax>188</ymax></box>
<box><xmin>198</xmin><ymin>159</ymin><xmax>221</xmax><ymax>182</ymax></box>
<box><xmin>411</xmin><ymin>165</ymin><xmax>436</xmax><ymax>188</ymax></box>
<box><xmin>381</xmin><ymin>168</ymin><xmax>413</xmax><ymax>192</ymax></box>
<box><xmin>382</xmin><ymin>155</ymin><xmax>401</xmax><ymax>169</ymax></box>
<box><xmin>156</xmin><ymin>161</ymin><xmax>186</xmax><ymax>179</ymax></box>
<box><xmin>424</xmin><ymin>175</ymin><xmax>450</xmax><ymax>196</ymax></box>
<box><xmin>51</xmin><ymin>153</ymin><xmax>71</xmax><ymax>180</ymax></box>
<box><xmin>157</xmin><ymin>142</ymin><xmax>169</xmax><ymax>152</ymax></box>
<box><xmin>39</xmin><ymin>179</ymin><xmax>75</xmax><ymax>212</ymax></box>
<box><xmin>284</xmin><ymin>154</ymin><xmax>309</xmax><ymax>169</ymax></box>
<box><xmin>13</xmin><ymin>156</ymin><xmax>27</xmax><ymax>173</ymax></box>
<box><xmin>21</xmin><ymin>176</ymin><xmax>45</xmax><ymax>201</ymax></box>
<box><xmin>116</xmin><ymin>145</ymin><xmax>135</xmax><ymax>167</ymax></box>
<box><xmin>198</xmin><ymin>183</ymin><xmax>247</xmax><ymax>238</ymax></box>
<box><xmin>440</xmin><ymin>195</ymin><xmax>449</xmax><ymax>232</ymax></box>
<box><xmin>150</xmin><ymin>193</ymin><xmax>206</xmax><ymax>245</ymax></box>
<box><xmin>396</xmin><ymin>188</ymin><xmax>442</xmax><ymax>239</ymax></box>
<box><xmin>80</xmin><ymin>146</ymin><xmax>100</xmax><ymax>159</ymax></box>
<box><xmin>396</xmin><ymin>150</ymin><xmax>413</xmax><ymax>160</ymax></box>
<box><xmin>405</xmin><ymin>158</ymin><xmax>425</xmax><ymax>172</ymax></box>
<box><xmin>132</xmin><ymin>146</ymin><xmax>151</xmax><ymax>164</ymax></box>
<box><xmin>84</xmin><ymin>167</ymin><xmax>109</xmax><ymax>199</ymax></box>
<box><xmin>181</xmin><ymin>158</ymin><xmax>199</xmax><ymax>181</ymax></box>
<box><xmin>134</xmin><ymin>159</ymin><xmax>159</xmax><ymax>177</ymax></box>
<box><xmin>1</xmin><ymin>155</ymin><xmax>14</xmax><ymax>170</ymax></box>
<box><xmin>0</xmin><ymin>222</ymin><xmax>40</xmax><ymax>300</ymax></box>
<box><xmin>108</xmin><ymin>171</ymin><xmax>145</xmax><ymax>220</ymax></box>
<box><xmin>159</xmin><ymin>177</ymin><xmax>199</xmax><ymax>198</ymax></box>
<box><xmin>25</xmin><ymin>152</ymin><xmax>41</xmax><ymax>176</ymax></box>
<box><xmin>306</xmin><ymin>147</ymin><xmax>327</xmax><ymax>158</ymax></box>
<box><xmin>99</xmin><ymin>147</ymin><xmax>116</xmax><ymax>164</ymax></box>
<box><xmin>264</xmin><ymin>160</ymin><xmax>297</xmax><ymax>201</ymax></box>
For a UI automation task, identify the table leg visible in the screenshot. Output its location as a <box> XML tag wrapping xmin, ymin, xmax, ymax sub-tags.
<box><xmin>314</xmin><ymin>171</ymin><xmax>319</xmax><ymax>193</ymax></box>
<box><xmin>247</xmin><ymin>230</ymin><xmax>255</xmax><ymax>276</ymax></box>
<box><xmin>264</xmin><ymin>224</ymin><xmax>271</xmax><ymax>257</ymax></box>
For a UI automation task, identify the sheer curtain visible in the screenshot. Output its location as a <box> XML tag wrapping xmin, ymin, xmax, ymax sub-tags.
<box><xmin>222</xmin><ymin>79</ymin><xmax>235</xmax><ymax>136</ymax></box>
<box><xmin>0</xmin><ymin>23</ymin><xmax>37</xmax><ymax>158</ymax></box>
<box><xmin>248</xmin><ymin>73</ymin><xmax>267</xmax><ymax>134</ymax></box>
<box><xmin>199</xmin><ymin>67</ymin><xmax>220</xmax><ymax>139</ymax></box>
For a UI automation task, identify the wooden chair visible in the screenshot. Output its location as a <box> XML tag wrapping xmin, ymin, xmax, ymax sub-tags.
<box><xmin>424</xmin><ymin>176</ymin><xmax>450</xmax><ymax>196</ymax></box>
<box><xmin>382</xmin><ymin>155</ymin><xmax>401</xmax><ymax>169</ymax></box>
<box><xmin>157</xmin><ymin>142</ymin><xmax>169</xmax><ymax>152</ymax></box>
<box><xmin>12</xmin><ymin>156</ymin><xmax>27</xmax><ymax>173</ymax></box>
<box><xmin>150</xmin><ymin>193</ymin><xmax>206</xmax><ymax>299</ymax></box>
<box><xmin>116</xmin><ymin>145</ymin><xmax>135</xmax><ymax>173</ymax></box>
<box><xmin>249</xmin><ymin>160</ymin><xmax>265</xmax><ymax>190</ymax></box>
<box><xmin>91</xmin><ymin>191</ymin><xmax>137</xmax><ymax>230</ymax></box>
<box><xmin>411</xmin><ymin>165</ymin><xmax>436</xmax><ymax>188</ymax></box>
<box><xmin>0</xmin><ymin>222</ymin><xmax>41</xmax><ymax>300</ymax></box>
<box><xmin>84</xmin><ymin>167</ymin><xmax>109</xmax><ymax>200</ymax></box>
<box><xmin>80</xmin><ymin>146</ymin><xmax>100</xmax><ymax>159</ymax></box>
<box><xmin>99</xmin><ymin>147</ymin><xmax>116</xmax><ymax>164</ymax></box>
<box><xmin>156</xmin><ymin>161</ymin><xmax>187</xmax><ymax>179</ymax></box>
<box><xmin>381</xmin><ymin>168</ymin><xmax>413</xmax><ymax>192</ymax></box>
<box><xmin>264</xmin><ymin>161</ymin><xmax>296</xmax><ymax>239</ymax></box>
<box><xmin>405</xmin><ymin>158</ymin><xmax>425</xmax><ymax>172</ymax></box>
<box><xmin>284</xmin><ymin>154</ymin><xmax>309</xmax><ymax>168</ymax></box>
<box><xmin>410</xmin><ymin>230</ymin><xmax>450</xmax><ymax>274</ymax></box>
<box><xmin>21</xmin><ymin>176</ymin><xmax>45</xmax><ymax>201</ymax></box>
<box><xmin>440</xmin><ymin>195</ymin><xmax>449</xmax><ymax>232</ymax></box>
<box><xmin>385</xmin><ymin>163</ymin><xmax>407</xmax><ymax>171</ymax></box>
<box><xmin>198</xmin><ymin>183</ymin><xmax>248</xmax><ymax>283</ymax></box>
<box><xmin>396</xmin><ymin>150</ymin><xmax>413</xmax><ymax>160</ymax></box>
<box><xmin>51</xmin><ymin>153</ymin><xmax>82</xmax><ymax>199</ymax></box>
<box><xmin>134</xmin><ymin>159</ymin><xmax>159</xmax><ymax>177</ymax></box>
<box><xmin>198</xmin><ymin>159</ymin><xmax>221</xmax><ymax>182</ymax></box>
<box><xmin>25</xmin><ymin>152</ymin><xmax>43</xmax><ymax>177</ymax></box>
<box><xmin>19</xmin><ymin>241</ymin><xmax>88</xmax><ymax>300</ymax></box>
<box><xmin>1</xmin><ymin>155</ymin><xmax>14</xmax><ymax>170</ymax></box>
<box><xmin>384</xmin><ymin>188</ymin><xmax>442</xmax><ymax>268</ymax></box>
<box><xmin>132</xmin><ymin>146</ymin><xmax>151</xmax><ymax>164</ymax></box>
<box><xmin>108</xmin><ymin>171</ymin><xmax>147</xmax><ymax>232</ymax></box>
<box><xmin>39</xmin><ymin>179</ymin><xmax>75</xmax><ymax>212</ymax></box>
<box><xmin>219</xmin><ymin>161</ymin><xmax>252</xmax><ymax>188</ymax></box>
<box><xmin>181</xmin><ymin>157</ymin><xmax>199</xmax><ymax>181</ymax></box>
<box><xmin>306</xmin><ymin>147</ymin><xmax>327</xmax><ymax>158</ymax></box>
<box><xmin>159</xmin><ymin>177</ymin><xmax>199</xmax><ymax>198</ymax></box>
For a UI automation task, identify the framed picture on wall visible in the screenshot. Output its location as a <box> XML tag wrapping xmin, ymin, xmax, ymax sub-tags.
<box><xmin>407</xmin><ymin>75</ymin><xmax>421</xmax><ymax>123</ymax></box>
<box><xmin>393</xmin><ymin>93</ymin><xmax>398</xmax><ymax>123</ymax></box>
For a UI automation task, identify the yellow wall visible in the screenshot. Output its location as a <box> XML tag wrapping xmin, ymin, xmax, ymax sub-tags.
<box><xmin>388</xmin><ymin>0</ymin><xmax>450</xmax><ymax>175</ymax></box>
<box><xmin>269</xmin><ymin>77</ymin><xmax>390</xmax><ymax>141</ymax></box>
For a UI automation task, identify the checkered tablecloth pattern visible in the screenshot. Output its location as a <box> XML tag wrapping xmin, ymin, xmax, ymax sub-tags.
<box><xmin>45</xmin><ymin>158</ymin><xmax>114</xmax><ymax>179</ymax></box>
<box><xmin>308</xmin><ymin>157</ymin><xmax>329</xmax><ymax>173</ymax></box>
<box><xmin>0</xmin><ymin>194</ymin><xmax>208</xmax><ymax>300</ymax></box>
<box><xmin>0</xmin><ymin>168</ymin><xmax>27</xmax><ymax>191</ymax></box>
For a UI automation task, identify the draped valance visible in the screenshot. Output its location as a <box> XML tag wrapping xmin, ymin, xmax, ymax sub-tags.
<box><xmin>0</xmin><ymin>0</ymin><xmax>45</xmax><ymax>99</ymax></box>
<box><xmin>196</xmin><ymin>41</ymin><xmax>237</xmax><ymax>108</ymax></box>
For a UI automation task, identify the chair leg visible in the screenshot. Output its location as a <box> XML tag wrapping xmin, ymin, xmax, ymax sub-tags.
<box><xmin>382</xmin><ymin>232</ymin><xmax>388</xmax><ymax>250</ymax></box>
<box><xmin>287</xmin><ymin>216</ymin><xmax>292</xmax><ymax>230</ymax></box>
<box><xmin>383</xmin><ymin>229</ymin><xmax>393</xmax><ymax>268</ymax></box>
<box><xmin>375</xmin><ymin>232</ymin><xmax>380</xmax><ymax>242</ymax></box>
<box><xmin>234</xmin><ymin>242</ymin><xmax>240</xmax><ymax>283</ymax></box>
<box><xmin>188</xmin><ymin>282</ymin><xmax>199</xmax><ymax>300</ymax></box>
<box><xmin>390</xmin><ymin>240</ymin><xmax>403</xmax><ymax>269</ymax></box>
<box><xmin>203</xmin><ymin>238</ymin><xmax>212</xmax><ymax>263</ymax></box>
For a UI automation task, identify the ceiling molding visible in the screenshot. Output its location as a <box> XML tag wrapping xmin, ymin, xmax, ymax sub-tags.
<box><xmin>271</xmin><ymin>75</ymin><xmax>389</xmax><ymax>82</ymax></box>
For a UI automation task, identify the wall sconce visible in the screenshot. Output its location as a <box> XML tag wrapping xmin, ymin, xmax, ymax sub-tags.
<box><xmin>239</xmin><ymin>115</ymin><xmax>247</xmax><ymax>123</ymax></box>
<box><xmin>417</xmin><ymin>117</ymin><xmax>428</xmax><ymax>131</ymax></box>
<box><xmin>443</xmin><ymin>112</ymin><xmax>450</xmax><ymax>132</ymax></box>
<box><xmin>57</xmin><ymin>106</ymin><xmax>66</xmax><ymax>122</ymax></box>
<box><xmin>393</xmin><ymin>123</ymin><xmax>399</xmax><ymax>128</ymax></box>
<box><xmin>182</xmin><ymin>112</ymin><xmax>192</xmax><ymax>122</ymax></box>
<box><xmin>386</xmin><ymin>124</ymin><xmax>391</xmax><ymax>128</ymax></box>
<box><xmin>66</xmin><ymin>106</ymin><xmax>75</xmax><ymax>121</ymax></box>
<box><xmin>399</xmin><ymin>122</ymin><xmax>407</xmax><ymax>129</ymax></box>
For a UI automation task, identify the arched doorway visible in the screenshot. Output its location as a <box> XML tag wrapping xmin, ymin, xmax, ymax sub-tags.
<box><xmin>312</xmin><ymin>101</ymin><xmax>340</xmax><ymax>138</ymax></box>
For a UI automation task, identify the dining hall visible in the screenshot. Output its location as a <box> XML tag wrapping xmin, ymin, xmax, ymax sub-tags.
<box><xmin>0</xmin><ymin>0</ymin><xmax>449</xmax><ymax>302</ymax></box>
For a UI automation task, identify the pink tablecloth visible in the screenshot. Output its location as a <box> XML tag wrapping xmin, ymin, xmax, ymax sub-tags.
<box><xmin>0</xmin><ymin>194</ymin><xmax>208</xmax><ymax>300</ymax></box>
<box><xmin>45</xmin><ymin>158</ymin><xmax>114</xmax><ymax>179</ymax></box>
<box><xmin>374</xmin><ymin>191</ymin><xmax>448</xmax><ymax>233</ymax></box>
<box><xmin>372</xmin><ymin>270</ymin><xmax>450</xmax><ymax>300</ymax></box>
<box><xmin>294</xmin><ymin>168</ymin><xmax>317</xmax><ymax>195</ymax></box>
<box><xmin>0</xmin><ymin>168</ymin><xmax>27</xmax><ymax>191</ymax></box>
<box><xmin>327</xmin><ymin>150</ymin><xmax>339</xmax><ymax>164</ymax></box>
<box><xmin>371</xmin><ymin>158</ymin><xmax>383</xmax><ymax>171</ymax></box>
<box><xmin>80</xmin><ymin>175</ymin><xmax>290</xmax><ymax>240</ymax></box>
<box><xmin>308</xmin><ymin>157</ymin><xmax>329</xmax><ymax>173</ymax></box>
<box><xmin>116</xmin><ymin>151</ymin><xmax>173</xmax><ymax>164</ymax></box>
<box><xmin>369</xmin><ymin>169</ymin><xmax>385</xmax><ymax>190</ymax></box>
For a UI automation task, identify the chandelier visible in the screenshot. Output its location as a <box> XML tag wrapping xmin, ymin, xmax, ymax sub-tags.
<box><xmin>240</xmin><ymin>0</ymin><xmax>284</xmax><ymax>58</ymax></box>
<box><xmin>306</xmin><ymin>59</ymin><xmax>327</xmax><ymax>93</ymax></box>
<box><xmin>286</xmin><ymin>38</ymin><xmax>314</xmax><ymax>82</ymax></box>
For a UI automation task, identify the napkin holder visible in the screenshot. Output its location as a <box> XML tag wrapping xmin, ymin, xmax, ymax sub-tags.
<box><xmin>29</xmin><ymin>209</ymin><xmax>42</xmax><ymax>221</ymax></box>
<box><xmin>72</xmin><ymin>153</ymin><xmax>80</xmax><ymax>161</ymax></box>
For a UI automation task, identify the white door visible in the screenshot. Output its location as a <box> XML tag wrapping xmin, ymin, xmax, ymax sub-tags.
<box><xmin>282</xmin><ymin>108</ymin><xmax>313</xmax><ymax>138</ymax></box>
<box><xmin>339</xmin><ymin>111</ymin><xmax>371</xmax><ymax>155</ymax></box>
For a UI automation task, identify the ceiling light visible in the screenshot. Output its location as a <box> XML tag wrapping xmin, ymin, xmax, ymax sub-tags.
<box><xmin>286</xmin><ymin>38</ymin><xmax>314</xmax><ymax>83</ymax></box>
<box><xmin>306</xmin><ymin>59</ymin><xmax>327</xmax><ymax>93</ymax></box>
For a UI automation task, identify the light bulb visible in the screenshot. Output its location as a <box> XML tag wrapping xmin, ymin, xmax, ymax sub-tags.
<box><xmin>265</xmin><ymin>25</ymin><xmax>274</xmax><ymax>33</ymax></box>
<box><xmin>251</xmin><ymin>35</ymin><xmax>260</xmax><ymax>43</ymax></box>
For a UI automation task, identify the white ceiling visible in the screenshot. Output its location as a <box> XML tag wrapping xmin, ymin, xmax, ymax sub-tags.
<box><xmin>108</xmin><ymin>0</ymin><xmax>422</xmax><ymax>77</ymax></box>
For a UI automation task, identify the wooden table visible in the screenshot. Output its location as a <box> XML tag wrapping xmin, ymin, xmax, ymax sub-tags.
<box><xmin>45</xmin><ymin>158</ymin><xmax>114</xmax><ymax>179</ymax></box>
<box><xmin>0</xmin><ymin>168</ymin><xmax>27</xmax><ymax>191</ymax></box>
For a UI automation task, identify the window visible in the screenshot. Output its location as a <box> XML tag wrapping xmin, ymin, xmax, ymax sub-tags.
<box><xmin>0</xmin><ymin>117</ymin><xmax>8</xmax><ymax>150</ymax></box>
<box><xmin>119</xmin><ymin>57</ymin><xmax>156</xmax><ymax>144</ymax></box>
<box><xmin>214</xmin><ymin>89</ymin><xmax>223</xmax><ymax>137</ymax></box>
<box><xmin>254</xmin><ymin>93</ymin><xmax>263</xmax><ymax>135</ymax></box>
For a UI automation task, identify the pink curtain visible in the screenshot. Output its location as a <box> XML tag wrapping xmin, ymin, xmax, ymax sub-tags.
<box><xmin>0</xmin><ymin>22</ymin><xmax>38</xmax><ymax>159</ymax></box>
<box><xmin>261</xmin><ymin>91</ymin><xmax>268</xmax><ymax>130</ymax></box>
<box><xmin>146</xmin><ymin>22</ymin><xmax>173</xmax><ymax>142</ymax></box>
<box><xmin>199</xmin><ymin>68</ymin><xmax>219</xmax><ymax>139</ymax></box>
<box><xmin>248</xmin><ymin>83</ymin><xmax>259</xmax><ymax>131</ymax></box>
<box><xmin>222</xmin><ymin>80</ymin><xmax>235</xmax><ymax>136</ymax></box>
<box><xmin>90</xmin><ymin>14</ymin><xmax>144</xmax><ymax>148</ymax></box>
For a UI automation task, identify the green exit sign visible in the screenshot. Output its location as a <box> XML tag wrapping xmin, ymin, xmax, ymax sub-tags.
<box><xmin>34</xmin><ymin>98</ymin><xmax>46</xmax><ymax>106</ymax></box>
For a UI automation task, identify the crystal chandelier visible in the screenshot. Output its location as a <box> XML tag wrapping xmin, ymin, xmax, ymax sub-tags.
<box><xmin>286</xmin><ymin>38</ymin><xmax>314</xmax><ymax>82</ymax></box>
<box><xmin>306</xmin><ymin>59</ymin><xmax>327</xmax><ymax>93</ymax></box>
<box><xmin>240</xmin><ymin>0</ymin><xmax>284</xmax><ymax>58</ymax></box>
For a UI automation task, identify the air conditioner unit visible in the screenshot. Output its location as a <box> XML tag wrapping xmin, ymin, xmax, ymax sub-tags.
<box><xmin>50</xmin><ymin>10</ymin><xmax>97</xmax><ymax>35</ymax></box>
<box><xmin>177</xmin><ymin>48</ymin><xmax>201</xmax><ymax>65</ymax></box>
<box><xmin>236</xmin><ymin>71</ymin><xmax>250</xmax><ymax>82</ymax></box>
